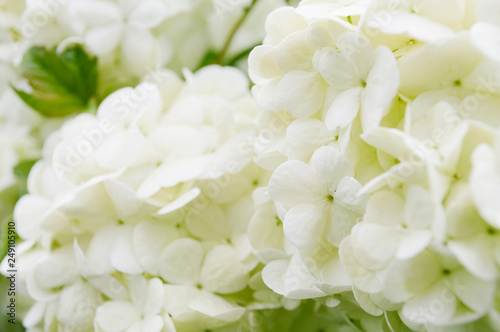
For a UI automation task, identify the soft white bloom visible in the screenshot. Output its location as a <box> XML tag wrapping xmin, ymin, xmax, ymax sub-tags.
<box><xmin>248</xmin><ymin>187</ymin><xmax>288</xmax><ymax>263</ymax></box>
<box><xmin>68</xmin><ymin>0</ymin><xmax>167</xmax><ymax>75</ymax></box>
<box><xmin>359</xmin><ymin>0</ymin><xmax>476</xmax><ymax>52</ymax></box>
<box><xmin>447</xmin><ymin>182</ymin><xmax>500</xmax><ymax>281</ymax></box>
<box><xmin>318</xmin><ymin>32</ymin><xmax>399</xmax><ymax>132</ymax></box>
<box><xmin>398</xmin><ymin>32</ymin><xmax>500</xmax><ymax>99</ymax></box>
<box><xmin>269</xmin><ymin>146</ymin><xmax>366</xmax><ymax>250</ymax></box>
<box><xmin>94</xmin><ymin>276</ymin><xmax>167</xmax><ymax>332</ymax></box>
<box><xmin>262</xmin><ymin>252</ymin><xmax>327</xmax><ymax>299</ymax></box>
<box><xmin>469</xmin><ymin>128</ymin><xmax>500</xmax><ymax>228</ymax></box>
<box><xmin>9</xmin><ymin>66</ymin><xmax>266</xmax><ymax>331</ymax></box>
<box><xmin>384</xmin><ymin>249</ymin><xmax>495</xmax><ymax>327</ymax></box>
<box><xmin>161</xmin><ymin>238</ymin><xmax>249</xmax><ymax>328</ymax></box>
<box><xmin>471</xmin><ymin>0</ymin><xmax>500</xmax><ymax>63</ymax></box>
<box><xmin>352</xmin><ymin>186</ymin><xmax>443</xmax><ymax>270</ymax></box>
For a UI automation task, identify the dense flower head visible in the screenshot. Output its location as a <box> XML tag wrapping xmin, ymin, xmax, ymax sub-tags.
<box><xmin>248</xmin><ymin>0</ymin><xmax>500</xmax><ymax>330</ymax></box>
<box><xmin>11</xmin><ymin>0</ymin><xmax>284</xmax><ymax>83</ymax></box>
<box><xmin>2</xmin><ymin>0</ymin><xmax>500</xmax><ymax>331</ymax></box>
<box><xmin>4</xmin><ymin>65</ymin><xmax>290</xmax><ymax>331</ymax></box>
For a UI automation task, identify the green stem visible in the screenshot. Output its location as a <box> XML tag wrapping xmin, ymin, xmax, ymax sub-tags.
<box><xmin>215</xmin><ymin>0</ymin><xmax>259</xmax><ymax>65</ymax></box>
<box><xmin>225</xmin><ymin>43</ymin><xmax>261</xmax><ymax>67</ymax></box>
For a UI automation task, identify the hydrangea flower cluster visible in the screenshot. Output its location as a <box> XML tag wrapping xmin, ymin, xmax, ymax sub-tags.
<box><xmin>2</xmin><ymin>0</ymin><xmax>500</xmax><ymax>331</ymax></box>
<box><xmin>16</xmin><ymin>0</ymin><xmax>284</xmax><ymax>80</ymax></box>
<box><xmin>249</xmin><ymin>0</ymin><xmax>500</xmax><ymax>330</ymax></box>
<box><xmin>8</xmin><ymin>66</ymin><xmax>283</xmax><ymax>331</ymax></box>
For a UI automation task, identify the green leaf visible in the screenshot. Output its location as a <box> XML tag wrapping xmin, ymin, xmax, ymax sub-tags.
<box><xmin>13</xmin><ymin>159</ymin><xmax>38</xmax><ymax>196</ymax></box>
<box><xmin>196</xmin><ymin>50</ymin><xmax>219</xmax><ymax>70</ymax></box>
<box><xmin>12</xmin><ymin>45</ymin><xmax>98</xmax><ymax>117</ymax></box>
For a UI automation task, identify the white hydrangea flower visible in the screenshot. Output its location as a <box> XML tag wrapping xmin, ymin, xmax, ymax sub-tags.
<box><xmin>268</xmin><ymin>146</ymin><xmax>367</xmax><ymax>250</ymax></box>
<box><xmin>94</xmin><ymin>276</ymin><xmax>167</xmax><ymax>332</ymax></box>
<box><xmin>6</xmin><ymin>65</ymin><xmax>273</xmax><ymax>331</ymax></box>
<box><xmin>247</xmin><ymin>0</ymin><xmax>500</xmax><ymax>330</ymax></box>
<box><xmin>447</xmin><ymin>182</ymin><xmax>500</xmax><ymax>282</ymax></box>
<box><xmin>469</xmin><ymin>0</ymin><xmax>500</xmax><ymax>64</ymax></box>
<box><xmin>318</xmin><ymin>32</ymin><xmax>399</xmax><ymax>132</ymax></box>
<box><xmin>351</xmin><ymin>186</ymin><xmax>444</xmax><ymax>272</ymax></box>
<box><xmin>384</xmin><ymin>248</ymin><xmax>495</xmax><ymax>327</ymax></box>
<box><xmin>161</xmin><ymin>239</ymin><xmax>251</xmax><ymax>328</ymax></box>
<box><xmin>248</xmin><ymin>187</ymin><xmax>288</xmax><ymax>263</ymax></box>
<box><xmin>469</xmin><ymin>127</ymin><xmax>500</xmax><ymax>228</ymax></box>
<box><xmin>68</xmin><ymin>0</ymin><xmax>167</xmax><ymax>75</ymax></box>
<box><xmin>359</xmin><ymin>0</ymin><xmax>476</xmax><ymax>51</ymax></box>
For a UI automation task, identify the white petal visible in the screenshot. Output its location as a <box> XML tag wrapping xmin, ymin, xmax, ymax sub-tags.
<box><xmin>248</xmin><ymin>207</ymin><xmax>284</xmax><ymax>251</ymax></box>
<box><xmin>185</xmin><ymin>203</ymin><xmax>227</xmax><ymax>241</ymax></box>
<box><xmin>23</xmin><ymin>302</ymin><xmax>46</xmax><ymax>328</ymax></box>
<box><xmin>14</xmin><ymin>195</ymin><xmax>48</xmax><ymax>240</ymax></box>
<box><xmin>325</xmin><ymin>86</ymin><xmax>362</xmax><ymax>130</ymax></box>
<box><xmin>158</xmin><ymin>238</ymin><xmax>203</xmax><ymax>285</ymax></box>
<box><xmin>157</xmin><ymin>187</ymin><xmax>200</xmax><ymax>215</ymax></box>
<box><xmin>88</xmin><ymin>275</ymin><xmax>129</xmax><ymax>301</ymax></box>
<box><xmin>404</xmin><ymin>185</ymin><xmax>434</xmax><ymax>229</ymax></box>
<box><xmin>448</xmin><ymin>234</ymin><xmax>498</xmax><ymax>281</ymax></box>
<box><xmin>274</xmin><ymin>30</ymin><xmax>314</xmax><ymax>73</ymax></box>
<box><xmin>396</xmin><ymin>230</ymin><xmax>432</xmax><ymax>260</ymax></box>
<box><xmin>352</xmin><ymin>288</ymin><xmax>383</xmax><ymax>316</ymax></box>
<box><xmin>253</xmin><ymin>78</ymin><xmax>282</xmax><ymax>111</ymax></box>
<box><xmin>34</xmin><ymin>249</ymin><xmax>79</xmax><ymax>290</ymax></box>
<box><xmin>189</xmin><ymin>290</ymin><xmax>245</xmax><ymax>321</ymax></box>
<box><xmin>87</xmin><ymin>226</ymin><xmax>120</xmax><ymax>275</ymax></box>
<box><xmin>85</xmin><ymin>23</ymin><xmax>123</xmax><ymax>55</ymax></box>
<box><xmin>383</xmin><ymin>251</ymin><xmax>442</xmax><ymax>304</ymax></box>
<box><xmin>284</xmin><ymin>204</ymin><xmax>326</xmax><ymax>250</ymax></box>
<box><xmin>128</xmin><ymin>275</ymin><xmax>148</xmax><ymax>309</ymax></box>
<box><xmin>286</xmin><ymin>118</ymin><xmax>333</xmax><ymax>161</ymax></box>
<box><xmin>337</xmin><ymin>32</ymin><xmax>374</xmax><ymax>81</ymax></box>
<box><xmin>144</xmin><ymin>278</ymin><xmax>164</xmax><ymax>315</ymax></box>
<box><xmin>137</xmin><ymin>156</ymin><xmax>207</xmax><ymax>198</ymax></box>
<box><xmin>319</xmin><ymin>254</ymin><xmax>352</xmax><ymax>293</ymax></box>
<box><xmin>132</xmin><ymin>220</ymin><xmax>179</xmax><ymax>275</ymax></box>
<box><xmin>470</xmin><ymin>144</ymin><xmax>500</xmax><ymax>228</ymax></box>
<box><xmin>71</xmin><ymin>0</ymin><xmax>122</xmax><ymax>26</ymax></box>
<box><xmin>200</xmin><ymin>246</ymin><xmax>249</xmax><ymax>294</ymax></box>
<box><xmin>111</xmin><ymin>226</ymin><xmax>143</xmax><ymax>275</ymax></box>
<box><xmin>163</xmin><ymin>284</ymin><xmax>198</xmax><ymax>315</ymax></box>
<box><xmin>452</xmin><ymin>269</ymin><xmax>495</xmax><ymax>313</ymax></box>
<box><xmin>261</xmin><ymin>259</ymin><xmax>288</xmax><ymax>296</ymax></box>
<box><xmin>350</xmin><ymin>223</ymin><xmax>400</xmax><ymax>271</ymax></box>
<box><xmin>328</xmin><ymin>202</ymin><xmax>362</xmax><ymax>247</ymax></box>
<box><xmin>103</xmin><ymin>180</ymin><xmax>142</xmax><ymax>219</ymax></box>
<box><xmin>276</xmin><ymin>71</ymin><xmax>325</xmax><ymax>118</ymax></box>
<box><xmin>311</xmin><ymin>146</ymin><xmax>355</xmax><ymax>193</ymax></box>
<box><xmin>265</xmin><ymin>6</ymin><xmax>308</xmax><ymax>45</ymax></box>
<box><xmin>140</xmin><ymin>315</ymin><xmax>164</xmax><ymax>332</ymax></box>
<box><xmin>268</xmin><ymin>160</ymin><xmax>324</xmax><ymax>210</ymax></box>
<box><xmin>248</xmin><ymin>45</ymin><xmax>282</xmax><ymax>85</ymax></box>
<box><xmin>318</xmin><ymin>50</ymin><xmax>359</xmax><ymax>90</ymax></box>
<box><xmin>128</xmin><ymin>0</ymin><xmax>166</xmax><ymax>29</ymax></box>
<box><xmin>284</xmin><ymin>253</ymin><xmax>326</xmax><ymax>299</ymax></box>
<box><xmin>360</xmin><ymin>46</ymin><xmax>399</xmax><ymax>132</ymax></box>
<box><xmin>121</xmin><ymin>27</ymin><xmax>155</xmax><ymax>71</ymax></box>
<box><xmin>95</xmin><ymin>301</ymin><xmax>140</xmax><ymax>331</ymax></box>
<box><xmin>401</xmin><ymin>280</ymin><xmax>456</xmax><ymax>326</ymax></box>
<box><xmin>339</xmin><ymin>237</ymin><xmax>383</xmax><ymax>294</ymax></box>
<box><xmin>407</xmin><ymin>14</ymin><xmax>455</xmax><ymax>42</ymax></box>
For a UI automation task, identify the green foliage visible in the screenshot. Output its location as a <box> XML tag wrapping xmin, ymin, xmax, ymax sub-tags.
<box><xmin>13</xmin><ymin>159</ymin><xmax>38</xmax><ymax>197</ymax></box>
<box><xmin>12</xmin><ymin>45</ymin><xmax>97</xmax><ymax>117</ymax></box>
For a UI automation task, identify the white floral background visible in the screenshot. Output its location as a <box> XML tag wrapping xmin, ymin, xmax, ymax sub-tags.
<box><xmin>1</xmin><ymin>0</ymin><xmax>500</xmax><ymax>331</ymax></box>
